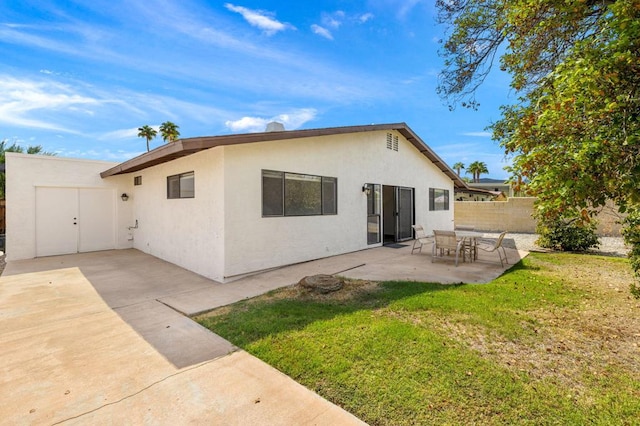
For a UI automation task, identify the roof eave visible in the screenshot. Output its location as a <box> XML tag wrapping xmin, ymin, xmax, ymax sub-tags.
<box><xmin>100</xmin><ymin>123</ymin><xmax>468</xmax><ymax>189</ymax></box>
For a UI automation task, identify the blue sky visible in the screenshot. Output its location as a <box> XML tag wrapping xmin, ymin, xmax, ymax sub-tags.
<box><xmin>0</xmin><ymin>0</ymin><xmax>514</xmax><ymax>179</ymax></box>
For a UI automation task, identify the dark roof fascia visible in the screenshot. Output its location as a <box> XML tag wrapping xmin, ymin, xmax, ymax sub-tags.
<box><xmin>477</xmin><ymin>178</ymin><xmax>509</xmax><ymax>184</ymax></box>
<box><xmin>455</xmin><ymin>186</ymin><xmax>499</xmax><ymax>195</ymax></box>
<box><xmin>100</xmin><ymin>123</ymin><xmax>468</xmax><ymax>189</ymax></box>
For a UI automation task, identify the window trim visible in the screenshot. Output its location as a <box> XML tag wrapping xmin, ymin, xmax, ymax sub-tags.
<box><xmin>262</xmin><ymin>169</ymin><xmax>338</xmax><ymax>217</ymax></box>
<box><xmin>167</xmin><ymin>171</ymin><xmax>195</xmax><ymax>199</ymax></box>
<box><xmin>429</xmin><ymin>187</ymin><xmax>450</xmax><ymax>211</ymax></box>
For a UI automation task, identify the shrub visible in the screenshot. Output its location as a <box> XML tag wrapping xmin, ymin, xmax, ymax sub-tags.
<box><xmin>536</xmin><ymin>217</ymin><xmax>600</xmax><ymax>252</ymax></box>
<box><xmin>621</xmin><ymin>207</ymin><xmax>640</xmax><ymax>298</ymax></box>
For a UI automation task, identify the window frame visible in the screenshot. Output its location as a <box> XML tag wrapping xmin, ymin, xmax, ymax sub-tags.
<box><xmin>262</xmin><ymin>169</ymin><xmax>338</xmax><ymax>217</ymax></box>
<box><xmin>429</xmin><ymin>187</ymin><xmax>450</xmax><ymax>211</ymax></box>
<box><xmin>167</xmin><ymin>171</ymin><xmax>195</xmax><ymax>199</ymax></box>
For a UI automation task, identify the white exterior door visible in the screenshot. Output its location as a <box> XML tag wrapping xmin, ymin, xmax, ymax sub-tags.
<box><xmin>36</xmin><ymin>187</ymin><xmax>79</xmax><ymax>257</ymax></box>
<box><xmin>36</xmin><ymin>187</ymin><xmax>116</xmax><ymax>257</ymax></box>
<box><xmin>78</xmin><ymin>188</ymin><xmax>116</xmax><ymax>252</ymax></box>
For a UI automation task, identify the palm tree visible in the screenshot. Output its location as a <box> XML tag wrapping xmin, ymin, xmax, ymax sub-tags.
<box><xmin>159</xmin><ymin>121</ymin><xmax>180</xmax><ymax>143</ymax></box>
<box><xmin>466</xmin><ymin>161</ymin><xmax>489</xmax><ymax>183</ymax></box>
<box><xmin>452</xmin><ymin>162</ymin><xmax>465</xmax><ymax>176</ymax></box>
<box><xmin>137</xmin><ymin>125</ymin><xmax>157</xmax><ymax>152</ymax></box>
<box><xmin>476</xmin><ymin>162</ymin><xmax>489</xmax><ymax>182</ymax></box>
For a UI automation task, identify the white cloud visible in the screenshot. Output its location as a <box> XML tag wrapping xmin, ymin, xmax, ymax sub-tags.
<box><xmin>311</xmin><ymin>24</ymin><xmax>333</xmax><ymax>40</ymax></box>
<box><xmin>225</xmin><ymin>116</ymin><xmax>268</xmax><ymax>132</ymax></box>
<box><xmin>396</xmin><ymin>0</ymin><xmax>424</xmax><ymax>19</ymax></box>
<box><xmin>56</xmin><ymin>148</ymin><xmax>142</xmax><ymax>161</ymax></box>
<box><xmin>99</xmin><ymin>127</ymin><xmax>156</xmax><ymax>141</ymax></box>
<box><xmin>369</xmin><ymin>0</ymin><xmax>425</xmax><ymax>19</ymax></box>
<box><xmin>461</xmin><ymin>131</ymin><xmax>492</xmax><ymax>137</ymax></box>
<box><xmin>0</xmin><ymin>76</ymin><xmax>100</xmax><ymax>132</ymax></box>
<box><xmin>0</xmin><ymin>74</ymin><xmax>234</xmax><ymax>140</ymax></box>
<box><xmin>0</xmin><ymin>24</ymin><xmax>80</xmax><ymax>56</ymax></box>
<box><xmin>312</xmin><ymin>10</ymin><xmax>373</xmax><ymax>40</ymax></box>
<box><xmin>224</xmin><ymin>3</ymin><xmax>294</xmax><ymax>35</ymax></box>
<box><xmin>225</xmin><ymin>108</ymin><xmax>317</xmax><ymax>133</ymax></box>
<box><xmin>358</xmin><ymin>13</ymin><xmax>374</xmax><ymax>23</ymax></box>
<box><xmin>4</xmin><ymin>4</ymin><xmax>385</xmax><ymax>106</ymax></box>
<box><xmin>322</xmin><ymin>11</ymin><xmax>345</xmax><ymax>29</ymax></box>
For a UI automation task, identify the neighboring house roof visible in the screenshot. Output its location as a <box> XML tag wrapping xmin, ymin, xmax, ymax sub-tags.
<box><xmin>455</xmin><ymin>186</ymin><xmax>502</xmax><ymax>197</ymax></box>
<box><xmin>100</xmin><ymin>123</ymin><xmax>468</xmax><ymax>189</ymax></box>
<box><xmin>476</xmin><ymin>178</ymin><xmax>508</xmax><ymax>184</ymax></box>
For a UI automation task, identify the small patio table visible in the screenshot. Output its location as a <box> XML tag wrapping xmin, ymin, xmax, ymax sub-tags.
<box><xmin>454</xmin><ymin>230</ymin><xmax>486</xmax><ymax>262</ymax></box>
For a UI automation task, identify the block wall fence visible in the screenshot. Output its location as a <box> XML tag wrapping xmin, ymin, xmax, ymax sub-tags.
<box><xmin>454</xmin><ymin>197</ymin><xmax>624</xmax><ymax>237</ymax></box>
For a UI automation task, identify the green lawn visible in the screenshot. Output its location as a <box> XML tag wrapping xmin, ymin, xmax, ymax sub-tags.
<box><xmin>196</xmin><ymin>253</ymin><xmax>640</xmax><ymax>425</ymax></box>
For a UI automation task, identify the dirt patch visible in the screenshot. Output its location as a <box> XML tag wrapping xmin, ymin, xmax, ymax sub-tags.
<box><xmin>445</xmin><ymin>257</ymin><xmax>640</xmax><ymax>392</ymax></box>
<box><xmin>196</xmin><ymin>278</ymin><xmax>381</xmax><ymax>320</ymax></box>
<box><xmin>270</xmin><ymin>278</ymin><xmax>381</xmax><ymax>302</ymax></box>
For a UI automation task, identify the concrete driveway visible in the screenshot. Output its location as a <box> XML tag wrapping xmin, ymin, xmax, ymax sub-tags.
<box><xmin>0</xmin><ymin>251</ymin><xmax>366</xmax><ymax>425</ymax></box>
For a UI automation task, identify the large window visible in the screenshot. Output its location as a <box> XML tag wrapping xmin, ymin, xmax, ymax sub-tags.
<box><xmin>262</xmin><ymin>170</ymin><xmax>337</xmax><ymax>217</ymax></box>
<box><xmin>429</xmin><ymin>188</ymin><xmax>449</xmax><ymax>211</ymax></box>
<box><xmin>167</xmin><ymin>171</ymin><xmax>195</xmax><ymax>199</ymax></box>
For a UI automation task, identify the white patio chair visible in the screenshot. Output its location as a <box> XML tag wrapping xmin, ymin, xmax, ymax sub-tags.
<box><xmin>411</xmin><ymin>225</ymin><xmax>433</xmax><ymax>254</ymax></box>
<box><xmin>431</xmin><ymin>230</ymin><xmax>467</xmax><ymax>266</ymax></box>
<box><xmin>476</xmin><ymin>231</ymin><xmax>509</xmax><ymax>267</ymax></box>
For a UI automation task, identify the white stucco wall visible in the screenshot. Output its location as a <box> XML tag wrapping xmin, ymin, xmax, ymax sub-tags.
<box><xmin>6</xmin><ymin>131</ymin><xmax>455</xmax><ymax>281</ymax></box>
<box><xmin>221</xmin><ymin>130</ymin><xmax>454</xmax><ymax>278</ymax></box>
<box><xmin>5</xmin><ymin>153</ymin><xmax>133</xmax><ymax>260</ymax></box>
<box><xmin>121</xmin><ymin>148</ymin><xmax>226</xmax><ymax>281</ymax></box>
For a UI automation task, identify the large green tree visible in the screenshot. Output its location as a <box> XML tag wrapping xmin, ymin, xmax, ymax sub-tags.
<box><xmin>437</xmin><ymin>0</ymin><xmax>640</xmax><ymax>296</ymax></box>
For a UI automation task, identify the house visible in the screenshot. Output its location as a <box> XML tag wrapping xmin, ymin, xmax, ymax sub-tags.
<box><xmin>467</xmin><ymin>178</ymin><xmax>521</xmax><ymax>198</ymax></box>
<box><xmin>6</xmin><ymin>123</ymin><xmax>467</xmax><ymax>282</ymax></box>
<box><xmin>455</xmin><ymin>186</ymin><xmax>506</xmax><ymax>202</ymax></box>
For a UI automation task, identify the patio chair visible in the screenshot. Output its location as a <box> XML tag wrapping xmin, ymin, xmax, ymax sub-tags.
<box><xmin>476</xmin><ymin>231</ymin><xmax>508</xmax><ymax>267</ymax></box>
<box><xmin>431</xmin><ymin>230</ymin><xmax>467</xmax><ymax>266</ymax></box>
<box><xmin>455</xmin><ymin>225</ymin><xmax>477</xmax><ymax>259</ymax></box>
<box><xmin>411</xmin><ymin>225</ymin><xmax>433</xmax><ymax>254</ymax></box>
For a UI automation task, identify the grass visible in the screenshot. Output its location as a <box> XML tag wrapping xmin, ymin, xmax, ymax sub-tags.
<box><xmin>196</xmin><ymin>253</ymin><xmax>640</xmax><ymax>425</ymax></box>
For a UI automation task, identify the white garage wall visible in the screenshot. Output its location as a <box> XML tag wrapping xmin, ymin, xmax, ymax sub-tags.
<box><xmin>5</xmin><ymin>153</ymin><xmax>133</xmax><ymax>260</ymax></box>
<box><xmin>221</xmin><ymin>130</ymin><xmax>454</xmax><ymax>279</ymax></box>
<box><xmin>125</xmin><ymin>148</ymin><xmax>226</xmax><ymax>281</ymax></box>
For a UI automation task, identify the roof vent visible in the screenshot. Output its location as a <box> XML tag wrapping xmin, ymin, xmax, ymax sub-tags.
<box><xmin>265</xmin><ymin>121</ymin><xmax>285</xmax><ymax>132</ymax></box>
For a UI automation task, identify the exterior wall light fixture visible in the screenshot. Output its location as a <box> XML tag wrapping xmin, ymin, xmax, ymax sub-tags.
<box><xmin>121</xmin><ymin>193</ymin><xmax>129</xmax><ymax>201</ymax></box>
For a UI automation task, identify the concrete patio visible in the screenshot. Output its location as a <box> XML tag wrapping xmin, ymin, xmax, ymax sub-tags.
<box><xmin>4</xmin><ymin>238</ymin><xmax>527</xmax><ymax>317</ymax></box>
<box><xmin>0</xmin><ymin>241</ymin><xmax>526</xmax><ymax>425</ymax></box>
